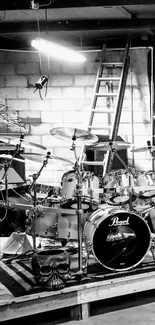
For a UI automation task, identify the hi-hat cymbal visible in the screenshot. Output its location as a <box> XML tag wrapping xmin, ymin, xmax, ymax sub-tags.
<box><xmin>131</xmin><ymin>146</ymin><xmax>155</xmax><ymax>153</ymax></box>
<box><xmin>87</xmin><ymin>141</ymin><xmax>131</xmax><ymax>151</ymax></box>
<box><xmin>50</xmin><ymin>127</ymin><xmax>98</xmax><ymax>143</ymax></box>
<box><xmin>0</xmin><ymin>137</ymin><xmax>46</xmax><ymax>150</ymax></box>
<box><xmin>21</xmin><ymin>152</ymin><xmax>74</xmax><ymax>165</ymax></box>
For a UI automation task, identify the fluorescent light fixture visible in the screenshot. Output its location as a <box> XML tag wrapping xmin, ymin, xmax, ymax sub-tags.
<box><xmin>31</xmin><ymin>38</ymin><xmax>86</xmax><ymax>63</ymax></box>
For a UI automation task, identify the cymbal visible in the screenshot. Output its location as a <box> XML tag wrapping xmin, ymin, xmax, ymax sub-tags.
<box><xmin>21</xmin><ymin>152</ymin><xmax>74</xmax><ymax>165</ymax></box>
<box><xmin>50</xmin><ymin>127</ymin><xmax>98</xmax><ymax>143</ymax></box>
<box><xmin>87</xmin><ymin>141</ymin><xmax>131</xmax><ymax>151</ymax></box>
<box><xmin>0</xmin><ymin>137</ymin><xmax>46</xmax><ymax>150</ymax></box>
<box><xmin>0</xmin><ymin>154</ymin><xmax>25</xmax><ymax>163</ymax></box>
<box><xmin>131</xmin><ymin>146</ymin><xmax>155</xmax><ymax>153</ymax></box>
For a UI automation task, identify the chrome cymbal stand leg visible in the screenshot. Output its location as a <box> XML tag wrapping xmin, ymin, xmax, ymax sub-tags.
<box><xmin>29</xmin><ymin>152</ymin><xmax>51</xmax><ymax>250</ymax></box>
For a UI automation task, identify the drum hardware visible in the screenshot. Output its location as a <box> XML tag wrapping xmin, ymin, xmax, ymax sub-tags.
<box><xmin>20</xmin><ymin>152</ymin><xmax>74</xmax><ymax>166</ymax></box>
<box><xmin>97</xmin><ymin>141</ymin><xmax>136</xmax><ymax>210</ymax></box>
<box><xmin>28</xmin><ymin>151</ymin><xmax>51</xmax><ymax>249</ymax></box>
<box><xmin>130</xmin><ymin>141</ymin><xmax>155</xmax><ymax>154</ymax></box>
<box><xmin>87</xmin><ymin>141</ymin><xmax>131</xmax><ymax>151</ymax></box>
<box><xmin>0</xmin><ymin>135</ymin><xmax>47</xmax><ymax>150</ymax></box>
<box><xmin>0</xmin><ymin>134</ymin><xmax>26</xmax><ymax>208</ymax></box>
<box><xmin>50</xmin><ymin>126</ymin><xmax>98</xmax><ymax>144</ymax></box>
<box><xmin>50</xmin><ymin>126</ymin><xmax>99</xmax><ymax>277</ymax></box>
<box><xmin>71</xmin><ymin>137</ymin><xmax>86</xmax><ymax>276</ymax></box>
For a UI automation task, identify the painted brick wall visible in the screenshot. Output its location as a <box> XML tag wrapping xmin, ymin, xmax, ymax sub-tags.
<box><xmin>0</xmin><ymin>48</ymin><xmax>152</xmax><ymax>186</ymax></box>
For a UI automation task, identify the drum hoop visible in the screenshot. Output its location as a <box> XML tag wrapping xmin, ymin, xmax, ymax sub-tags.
<box><xmin>86</xmin><ymin>206</ymin><xmax>151</xmax><ymax>235</ymax></box>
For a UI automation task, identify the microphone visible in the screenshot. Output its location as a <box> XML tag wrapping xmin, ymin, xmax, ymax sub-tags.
<box><xmin>34</xmin><ymin>75</ymin><xmax>48</xmax><ymax>92</ymax></box>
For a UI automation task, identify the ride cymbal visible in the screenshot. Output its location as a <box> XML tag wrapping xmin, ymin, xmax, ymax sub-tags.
<box><xmin>87</xmin><ymin>141</ymin><xmax>131</xmax><ymax>151</ymax></box>
<box><xmin>0</xmin><ymin>137</ymin><xmax>46</xmax><ymax>150</ymax></box>
<box><xmin>21</xmin><ymin>152</ymin><xmax>74</xmax><ymax>165</ymax></box>
<box><xmin>50</xmin><ymin>127</ymin><xmax>98</xmax><ymax>143</ymax></box>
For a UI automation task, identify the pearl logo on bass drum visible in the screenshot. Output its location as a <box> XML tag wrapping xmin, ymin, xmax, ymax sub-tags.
<box><xmin>109</xmin><ymin>216</ymin><xmax>130</xmax><ymax>226</ymax></box>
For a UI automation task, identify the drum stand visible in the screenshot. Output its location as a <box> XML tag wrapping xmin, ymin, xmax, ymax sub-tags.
<box><xmin>29</xmin><ymin>152</ymin><xmax>51</xmax><ymax>250</ymax></box>
<box><xmin>71</xmin><ymin>139</ymin><xmax>85</xmax><ymax>276</ymax></box>
<box><xmin>108</xmin><ymin>142</ymin><xmax>135</xmax><ymax>210</ymax></box>
<box><xmin>1</xmin><ymin>134</ymin><xmax>25</xmax><ymax>207</ymax></box>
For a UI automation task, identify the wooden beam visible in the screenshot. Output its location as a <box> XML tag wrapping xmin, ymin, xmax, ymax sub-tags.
<box><xmin>1</xmin><ymin>270</ymin><xmax>155</xmax><ymax>321</ymax></box>
<box><xmin>0</xmin><ymin>19</ymin><xmax>155</xmax><ymax>34</ymax></box>
<box><xmin>1</xmin><ymin>1</ymin><xmax>155</xmax><ymax>10</ymax></box>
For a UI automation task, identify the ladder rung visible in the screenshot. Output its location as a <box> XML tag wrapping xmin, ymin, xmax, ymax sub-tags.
<box><xmin>95</xmin><ymin>93</ymin><xmax>118</xmax><ymax>97</ymax></box>
<box><xmin>89</xmin><ymin>126</ymin><xmax>111</xmax><ymax>130</ymax></box>
<box><xmin>102</xmin><ymin>62</ymin><xmax>123</xmax><ymax>66</ymax></box>
<box><xmin>91</xmin><ymin>109</ymin><xmax>114</xmax><ymax>113</ymax></box>
<box><xmin>98</xmin><ymin>77</ymin><xmax>121</xmax><ymax>81</ymax></box>
<box><xmin>83</xmin><ymin>161</ymin><xmax>105</xmax><ymax>166</ymax></box>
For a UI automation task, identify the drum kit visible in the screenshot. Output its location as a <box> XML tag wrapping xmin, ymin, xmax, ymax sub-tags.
<box><xmin>0</xmin><ymin>129</ymin><xmax>155</xmax><ymax>274</ymax></box>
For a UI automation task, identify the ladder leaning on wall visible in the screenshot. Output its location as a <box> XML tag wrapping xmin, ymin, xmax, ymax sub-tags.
<box><xmin>79</xmin><ymin>39</ymin><xmax>131</xmax><ymax>177</ymax></box>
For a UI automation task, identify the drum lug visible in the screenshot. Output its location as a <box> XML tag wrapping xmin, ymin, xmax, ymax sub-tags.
<box><xmin>87</xmin><ymin>240</ymin><xmax>93</xmax><ymax>251</ymax></box>
<box><xmin>91</xmin><ymin>222</ymin><xmax>98</xmax><ymax>229</ymax></box>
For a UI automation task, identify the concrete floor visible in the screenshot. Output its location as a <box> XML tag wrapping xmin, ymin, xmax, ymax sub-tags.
<box><xmin>61</xmin><ymin>303</ymin><xmax>155</xmax><ymax>325</ymax></box>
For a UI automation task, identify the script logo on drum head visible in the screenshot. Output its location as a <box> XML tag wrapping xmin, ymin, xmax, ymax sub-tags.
<box><xmin>109</xmin><ymin>216</ymin><xmax>130</xmax><ymax>226</ymax></box>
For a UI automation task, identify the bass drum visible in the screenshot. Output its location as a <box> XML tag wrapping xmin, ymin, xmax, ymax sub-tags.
<box><xmin>83</xmin><ymin>205</ymin><xmax>151</xmax><ymax>271</ymax></box>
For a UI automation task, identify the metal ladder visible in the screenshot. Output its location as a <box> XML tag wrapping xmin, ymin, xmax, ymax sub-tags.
<box><xmin>80</xmin><ymin>39</ymin><xmax>131</xmax><ymax>176</ymax></box>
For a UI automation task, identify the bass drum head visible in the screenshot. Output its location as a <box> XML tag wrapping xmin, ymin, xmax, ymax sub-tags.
<box><xmin>84</xmin><ymin>207</ymin><xmax>151</xmax><ymax>271</ymax></box>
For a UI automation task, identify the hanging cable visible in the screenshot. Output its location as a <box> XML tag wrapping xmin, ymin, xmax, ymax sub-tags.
<box><xmin>35</xmin><ymin>10</ymin><xmax>49</xmax><ymax>100</ymax></box>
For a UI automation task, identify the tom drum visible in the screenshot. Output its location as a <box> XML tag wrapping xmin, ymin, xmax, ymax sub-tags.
<box><xmin>61</xmin><ymin>170</ymin><xmax>99</xmax><ymax>211</ymax></box>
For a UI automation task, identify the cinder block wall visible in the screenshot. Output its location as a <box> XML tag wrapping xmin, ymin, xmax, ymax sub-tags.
<box><xmin>0</xmin><ymin>48</ymin><xmax>152</xmax><ymax>186</ymax></box>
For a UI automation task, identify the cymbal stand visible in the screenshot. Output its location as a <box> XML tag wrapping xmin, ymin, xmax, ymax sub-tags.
<box><xmin>70</xmin><ymin>137</ymin><xmax>84</xmax><ymax>276</ymax></box>
<box><xmin>29</xmin><ymin>151</ymin><xmax>51</xmax><ymax>250</ymax></box>
<box><xmin>1</xmin><ymin>134</ymin><xmax>25</xmax><ymax>206</ymax></box>
<box><xmin>108</xmin><ymin>142</ymin><xmax>135</xmax><ymax>211</ymax></box>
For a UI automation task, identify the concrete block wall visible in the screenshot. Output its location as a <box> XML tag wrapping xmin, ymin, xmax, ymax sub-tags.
<box><xmin>0</xmin><ymin>47</ymin><xmax>152</xmax><ymax>186</ymax></box>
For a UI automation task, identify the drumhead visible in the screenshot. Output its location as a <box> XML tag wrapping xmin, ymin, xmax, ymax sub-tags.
<box><xmin>84</xmin><ymin>207</ymin><xmax>151</xmax><ymax>271</ymax></box>
<box><xmin>107</xmin><ymin>193</ymin><xmax>137</xmax><ymax>206</ymax></box>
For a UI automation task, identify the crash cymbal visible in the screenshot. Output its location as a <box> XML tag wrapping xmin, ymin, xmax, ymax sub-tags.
<box><xmin>88</xmin><ymin>141</ymin><xmax>131</xmax><ymax>151</ymax></box>
<box><xmin>0</xmin><ymin>145</ymin><xmax>16</xmax><ymax>151</ymax></box>
<box><xmin>0</xmin><ymin>154</ymin><xmax>25</xmax><ymax>163</ymax></box>
<box><xmin>131</xmin><ymin>146</ymin><xmax>155</xmax><ymax>153</ymax></box>
<box><xmin>0</xmin><ymin>137</ymin><xmax>46</xmax><ymax>150</ymax></box>
<box><xmin>50</xmin><ymin>127</ymin><xmax>98</xmax><ymax>143</ymax></box>
<box><xmin>21</xmin><ymin>152</ymin><xmax>74</xmax><ymax>165</ymax></box>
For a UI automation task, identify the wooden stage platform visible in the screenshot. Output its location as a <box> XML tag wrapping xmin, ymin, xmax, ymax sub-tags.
<box><xmin>1</xmin><ymin>238</ymin><xmax>155</xmax><ymax>323</ymax></box>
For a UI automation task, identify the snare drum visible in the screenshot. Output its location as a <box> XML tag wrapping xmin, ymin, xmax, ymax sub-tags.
<box><xmin>61</xmin><ymin>170</ymin><xmax>99</xmax><ymax>210</ymax></box>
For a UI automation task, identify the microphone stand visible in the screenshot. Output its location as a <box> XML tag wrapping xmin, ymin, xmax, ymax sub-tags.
<box><xmin>29</xmin><ymin>151</ymin><xmax>51</xmax><ymax>250</ymax></box>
